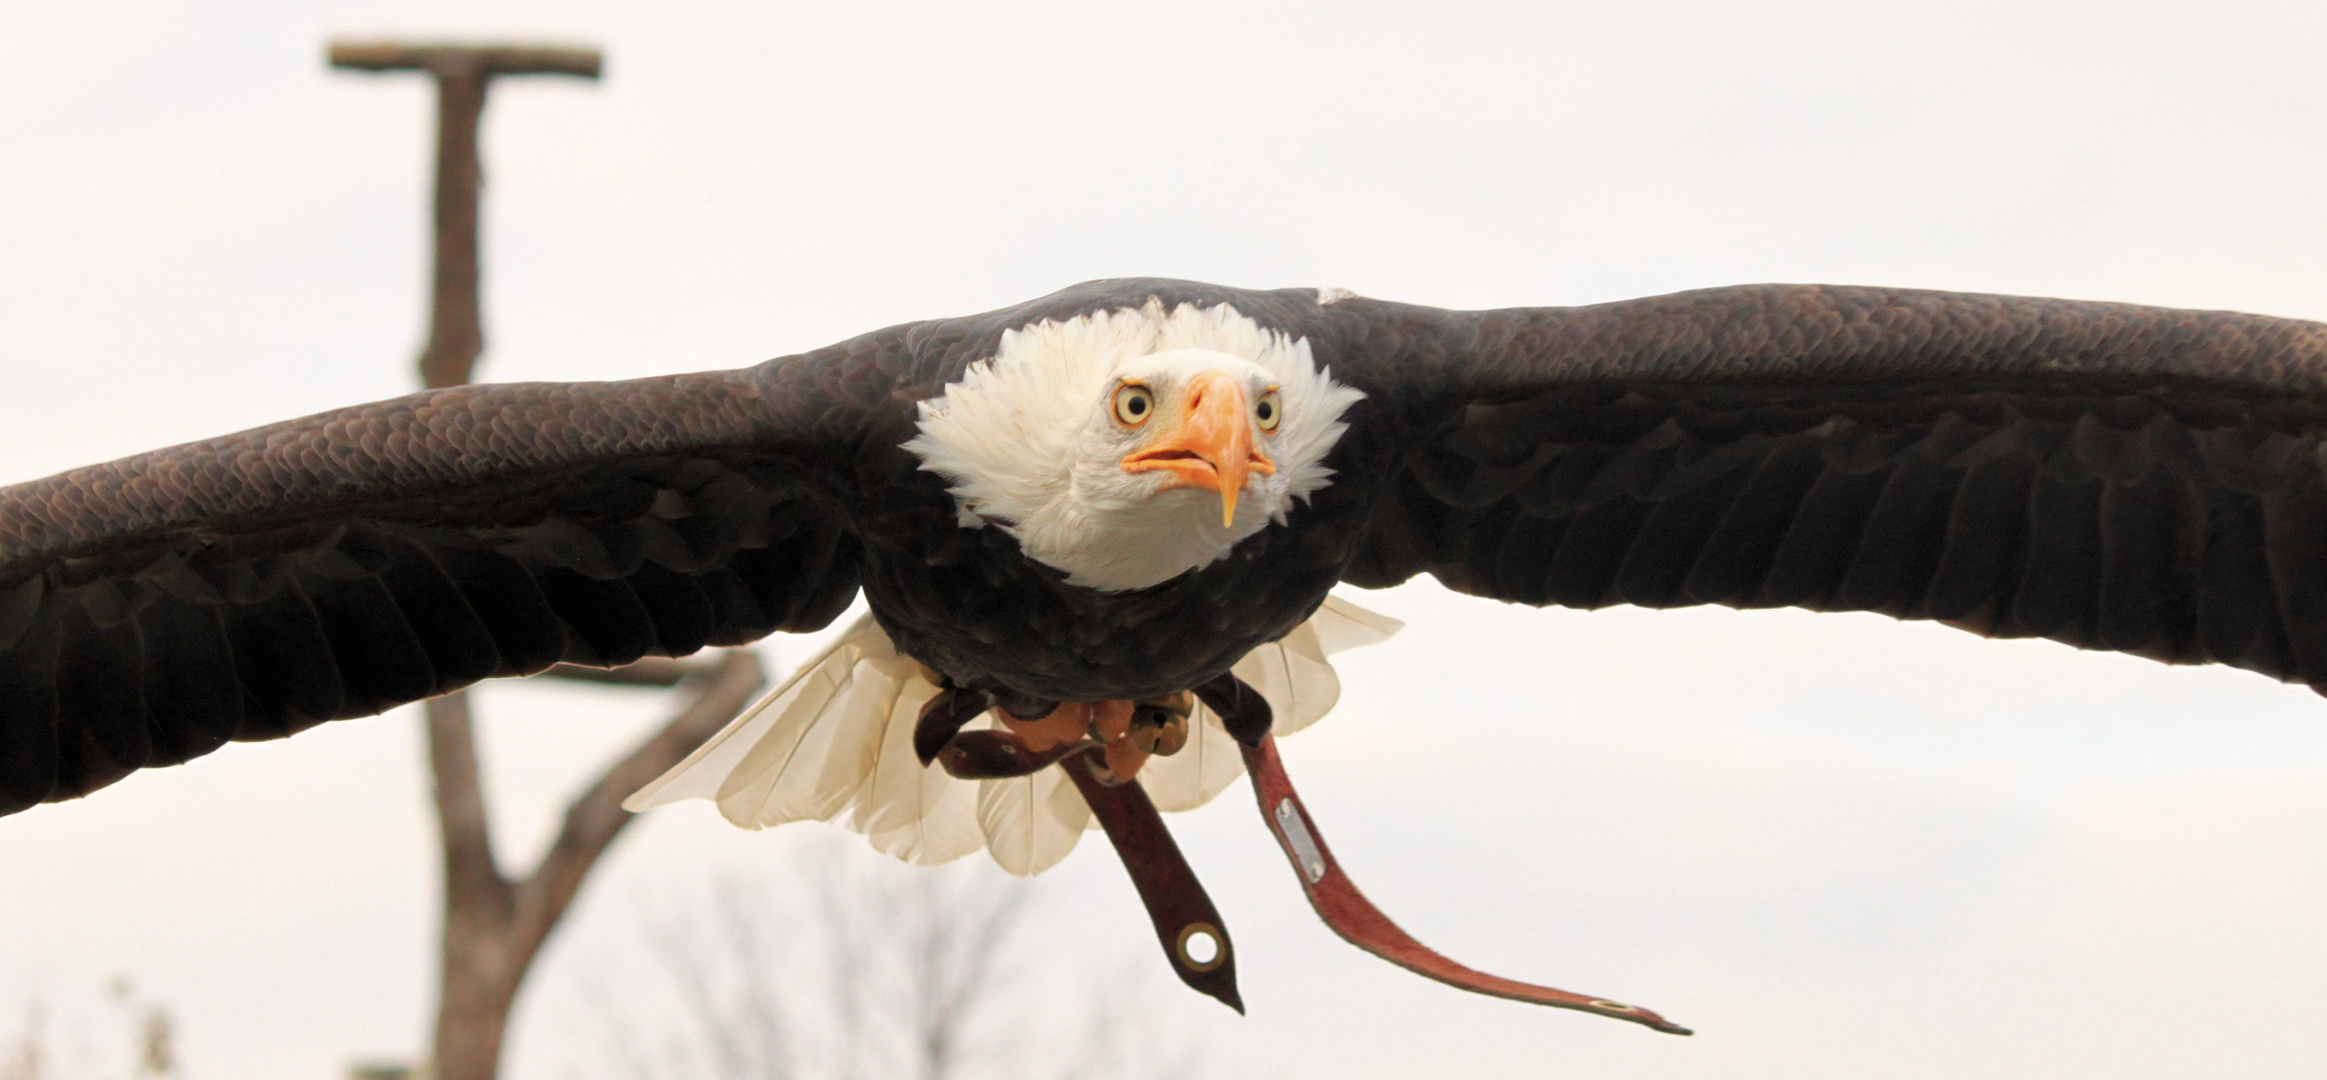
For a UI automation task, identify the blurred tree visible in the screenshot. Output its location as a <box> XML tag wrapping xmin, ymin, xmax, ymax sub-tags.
<box><xmin>0</xmin><ymin>975</ymin><xmax>178</xmax><ymax>1080</ymax></box>
<box><xmin>425</xmin><ymin>657</ymin><xmax>764</xmax><ymax>1080</ymax></box>
<box><xmin>327</xmin><ymin>40</ymin><xmax>768</xmax><ymax>1080</ymax></box>
<box><xmin>569</xmin><ymin>842</ymin><xmax>1198</xmax><ymax>1080</ymax></box>
<box><xmin>0</xmin><ymin>1003</ymin><xmax>46</xmax><ymax>1080</ymax></box>
<box><xmin>326</xmin><ymin>36</ymin><xmax>1195</xmax><ymax>1080</ymax></box>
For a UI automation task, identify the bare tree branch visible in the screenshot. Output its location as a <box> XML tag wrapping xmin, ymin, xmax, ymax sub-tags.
<box><xmin>430</xmin><ymin>688</ymin><xmax>522</xmax><ymax>1080</ymax></box>
<box><xmin>511</xmin><ymin>651</ymin><xmax>765</xmax><ymax>953</ymax></box>
<box><xmin>428</xmin><ymin>693</ymin><xmax>508</xmax><ymax>916</ymax></box>
<box><xmin>334</xmin><ymin>35</ymin><xmax>763</xmax><ymax>1080</ymax></box>
<box><xmin>558</xmin><ymin>841</ymin><xmax>1204</xmax><ymax>1080</ymax></box>
<box><xmin>427</xmin><ymin>649</ymin><xmax>765</xmax><ymax>1080</ymax></box>
<box><xmin>541</xmin><ymin>658</ymin><xmax>717</xmax><ymax>688</ymax></box>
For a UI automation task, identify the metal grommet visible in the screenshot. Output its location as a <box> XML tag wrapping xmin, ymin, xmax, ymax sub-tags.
<box><xmin>1175</xmin><ymin>921</ymin><xmax>1227</xmax><ymax>972</ymax></box>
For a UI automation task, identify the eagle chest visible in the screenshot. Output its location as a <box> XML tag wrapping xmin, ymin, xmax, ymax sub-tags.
<box><xmin>848</xmin><ymin>455</ymin><xmax>1376</xmax><ymax>703</ymax></box>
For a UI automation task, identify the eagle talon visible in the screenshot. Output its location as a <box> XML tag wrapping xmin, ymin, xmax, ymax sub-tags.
<box><xmin>1128</xmin><ymin>692</ymin><xmax>1193</xmax><ymax>756</ymax></box>
<box><xmin>1083</xmin><ymin>749</ymin><xmax>1129</xmax><ymax>787</ymax></box>
<box><xmin>933</xmin><ymin>695</ymin><xmax>1193</xmax><ymax>786</ymax></box>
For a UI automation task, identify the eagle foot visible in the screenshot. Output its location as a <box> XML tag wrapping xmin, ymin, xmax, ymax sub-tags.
<box><xmin>928</xmin><ymin>694</ymin><xmax>1195</xmax><ymax>784</ymax></box>
<box><xmin>1126</xmin><ymin>691</ymin><xmax>1194</xmax><ymax>755</ymax></box>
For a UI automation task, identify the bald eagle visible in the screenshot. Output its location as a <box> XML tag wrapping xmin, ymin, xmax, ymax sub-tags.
<box><xmin>8</xmin><ymin>278</ymin><xmax>2327</xmax><ymax>1032</ymax></box>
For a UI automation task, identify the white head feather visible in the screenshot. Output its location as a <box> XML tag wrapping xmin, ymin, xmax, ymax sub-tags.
<box><xmin>902</xmin><ymin>299</ymin><xmax>1364</xmax><ymax>591</ymax></box>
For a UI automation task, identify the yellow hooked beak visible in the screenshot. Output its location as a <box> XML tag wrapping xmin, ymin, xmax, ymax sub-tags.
<box><xmin>1120</xmin><ymin>371</ymin><xmax>1276</xmax><ymax>527</ymax></box>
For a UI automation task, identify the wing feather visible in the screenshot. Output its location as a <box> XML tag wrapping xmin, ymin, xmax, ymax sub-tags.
<box><xmin>0</xmin><ymin>364</ymin><xmax>878</xmax><ymax>813</ymax></box>
<box><xmin>1329</xmin><ymin>284</ymin><xmax>2327</xmax><ymax>693</ymax></box>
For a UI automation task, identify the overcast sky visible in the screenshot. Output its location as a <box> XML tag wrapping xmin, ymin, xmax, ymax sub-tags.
<box><xmin>3</xmin><ymin>1</ymin><xmax>2326</xmax><ymax>1078</ymax></box>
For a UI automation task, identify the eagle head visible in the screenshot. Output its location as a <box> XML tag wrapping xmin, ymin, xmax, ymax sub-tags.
<box><xmin>904</xmin><ymin>299</ymin><xmax>1364</xmax><ymax>591</ymax></box>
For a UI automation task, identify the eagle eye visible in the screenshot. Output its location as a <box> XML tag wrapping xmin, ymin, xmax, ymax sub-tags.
<box><xmin>1113</xmin><ymin>383</ymin><xmax>1154</xmax><ymax>427</ymax></box>
<box><xmin>1255</xmin><ymin>387</ymin><xmax>1283</xmax><ymax>432</ymax></box>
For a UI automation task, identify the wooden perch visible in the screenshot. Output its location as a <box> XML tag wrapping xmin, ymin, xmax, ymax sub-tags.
<box><xmin>541</xmin><ymin>658</ymin><xmax>716</xmax><ymax>688</ymax></box>
<box><xmin>326</xmin><ymin>39</ymin><xmax>601</xmax><ymax>390</ymax></box>
<box><xmin>328</xmin><ymin>42</ymin><xmax>602</xmax><ymax>80</ymax></box>
<box><xmin>428</xmin><ymin>649</ymin><xmax>765</xmax><ymax>1079</ymax></box>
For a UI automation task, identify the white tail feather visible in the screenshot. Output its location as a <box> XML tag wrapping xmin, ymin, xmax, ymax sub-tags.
<box><xmin>1312</xmin><ymin>593</ymin><xmax>1405</xmax><ymax>654</ymax></box>
<box><xmin>856</xmin><ymin>680</ymin><xmax>984</xmax><ymax>865</ymax></box>
<box><xmin>1140</xmin><ymin>592</ymin><xmax>1405</xmax><ymax>806</ymax></box>
<box><xmin>624</xmin><ymin>593</ymin><xmax>1402</xmax><ymax>873</ymax></box>
<box><xmin>623</xmin><ymin>614</ymin><xmax>888</xmax><ymax>815</ymax></box>
<box><xmin>1232</xmin><ymin>622</ymin><xmax>1335</xmax><ymax>736</ymax></box>
<box><xmin>975</xmin><ymin>726</ymin><xmax>1092</xmax><ymax>875</ymax></box>
<box><xmin>714</xmin><ymin>657</ymin><xmax>893</xmax><ymax>825</ymax></box>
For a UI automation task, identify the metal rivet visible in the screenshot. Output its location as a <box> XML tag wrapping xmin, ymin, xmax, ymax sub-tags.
<box><xmin>1274</xmin><ymin>798</ymin><xmax>1328</xmax><ymax>883</ymax></box>
<box><xmin>1176</xmin><ymin>922</ymin><xmax>1227</xmax><ymax>972</ymax></box>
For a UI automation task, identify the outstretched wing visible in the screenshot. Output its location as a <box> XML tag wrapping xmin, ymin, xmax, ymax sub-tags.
<box><xmin>0</xmin><ymin>364</ymin><xmax>877</xmax><ymax>815</ymax></box>
<box><xmin>1329</xmin><ymin>284</ymin><xmax>2327</xmax><ymax>692</ymax></box>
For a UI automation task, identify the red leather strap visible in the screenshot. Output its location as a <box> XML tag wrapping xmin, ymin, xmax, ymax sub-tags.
<box><xmin>1242</xmin><ymin>735</ymin><xmax>1691</xmax><ymax>1035</ymax></box>
<box><xmin>934</xmin><ymin>729</ymin><xmax>1089</xmax><ymax>779</ymax></box>
<box><xmin>1063</xmin><ymin>749</ymin><xmax>1244</xmax><ymax>1013</ymax></box>
<box><xmin>914</xmin><ymin>685</ymin><xmax>992</xmax><ymax>765</ymax></box>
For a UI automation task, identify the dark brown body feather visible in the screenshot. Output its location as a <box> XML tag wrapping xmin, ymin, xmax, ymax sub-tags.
<box><xmin>3</xmin><ymin>279</ymin><xmax>2325</xmax><ymax>815</ymax></box>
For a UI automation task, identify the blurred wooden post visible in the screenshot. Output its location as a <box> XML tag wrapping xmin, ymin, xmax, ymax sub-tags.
<box><xmin>327</xmin><ymin>42</ymin><xmax>600</xmax><ymax>390</ymax></box>
<box><xmin>331</xmin><ymin>40</ymin><xmax>766</xmax><ymax>1080</ymax></box>
<box><xmin>347</xmin><ymin>1063</ymin><xmax>413</xmax><ymax>1080</ymax></box>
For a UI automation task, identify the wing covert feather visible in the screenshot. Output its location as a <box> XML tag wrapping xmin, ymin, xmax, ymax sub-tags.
<box><xmin>0</xmin><ymin>365</ymin><xmax>878</xmax><ymax>813</ymax></box>
<box><xmin>1329</xmin><ymin>284</ymin><xmax>2327</xmax><ymax>695</ymax></box>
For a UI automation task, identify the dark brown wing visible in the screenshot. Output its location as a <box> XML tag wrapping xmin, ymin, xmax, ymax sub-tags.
<box><xmin>0</xmin><ymin>365</ymin><xmax>878</xmax><ymax>815</ymax></box>
<box><xmin>0</xmin><ymin>277</ymin><xmax>1363</xmax><ymax>817</ymax></box>
<box><xmin>1327</xmin><ymin>284</ymin><xmax>2327</xmax><ymax>692</ymax></box>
